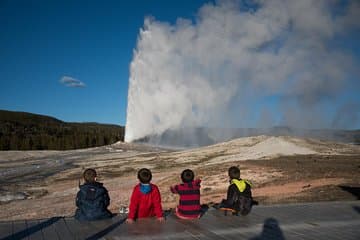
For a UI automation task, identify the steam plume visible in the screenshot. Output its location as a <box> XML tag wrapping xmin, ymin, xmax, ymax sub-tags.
<box><xmin>125</xmin><ymin>0</ymin><xmax>360</xmax><ymax>143</ymax></box>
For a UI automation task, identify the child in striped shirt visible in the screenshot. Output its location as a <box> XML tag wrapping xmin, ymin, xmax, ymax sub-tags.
<box><xmin>170</xmin><ymin>169</ymin><xmax>201</xmax><ymax>219</ymax></box>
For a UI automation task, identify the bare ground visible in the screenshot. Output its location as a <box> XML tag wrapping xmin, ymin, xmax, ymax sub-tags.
<box><xmin>0</xmin><ymin>136</ymin><xmax>359</xmax><ymax>221</ymax></box>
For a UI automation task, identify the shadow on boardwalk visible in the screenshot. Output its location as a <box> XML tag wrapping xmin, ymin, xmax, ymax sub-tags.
<box><xmin>250</xmin><ymin>218</ymin><xmax>285</xmax><ymax>240</ymax></box>
<box><xmin>85</xmin><ymin>218</ymin><xmax>126</xmax><ymax>240</ymax></box>
<box><xmin>1</xmin><ymin>217</ymin><xmax>61</xmax><ymax>240</ymax></box>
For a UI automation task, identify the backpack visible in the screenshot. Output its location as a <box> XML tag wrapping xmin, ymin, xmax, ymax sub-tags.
<box><xmin>232</xmin><ymin>181</ymin><xmax>252</xmax><ymax>215</ymax></box>
<box><xmin>75</xmin><ymin>182</ymin><xmax>112</xmax><ymax>221</ymax></box>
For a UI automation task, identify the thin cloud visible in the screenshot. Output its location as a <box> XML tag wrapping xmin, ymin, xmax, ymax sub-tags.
<box><xmin>60</xmin><ymin>76</ymin><xmax>86</xmax><ymax>88</ymax></box>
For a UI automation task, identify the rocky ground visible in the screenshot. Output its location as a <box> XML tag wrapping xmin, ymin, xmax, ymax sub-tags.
<box><xmin>0</xmin><ymin>136</ymin><xmax>359</xmax><ymax>220</ymax></box>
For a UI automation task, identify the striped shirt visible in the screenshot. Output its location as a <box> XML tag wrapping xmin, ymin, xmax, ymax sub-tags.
<box><xmin>170</xmin><ymin>179</ymin><xmax>201</xmax><ymax>218</ymax></box>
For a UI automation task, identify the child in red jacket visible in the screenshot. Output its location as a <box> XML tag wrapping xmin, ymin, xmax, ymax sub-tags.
<box><xmin>126</xmin><ymin>168</ymin><xmax>164</xmax><ymax>223</ymax></box>
<box><xmin>170</xmin><ymin>169</ymin><xmax>201</xmax><ymax>219</ymax></box>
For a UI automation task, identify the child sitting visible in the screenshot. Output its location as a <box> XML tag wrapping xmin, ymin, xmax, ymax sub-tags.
<box><xmin>220</xmin><ymin>166</ymin><xmax>253</xmax><ymax>215</ymax></box>
<box><xmin>170</xmin><ymin>169</ymin><xmax>201</xmax><ymax>219</ymax></box>
<box><xmin>75</xmin><ymin>168</ymin><xmax>112</xmax><ymax>221</ymax></box>
<box><xmin>126</xmin><ymin>168</ymin><xmax>164</xmax><ymax>223</ymax></box>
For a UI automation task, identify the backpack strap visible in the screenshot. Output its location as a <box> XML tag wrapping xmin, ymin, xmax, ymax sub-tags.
<box><xmin>231</xmin><ymin>179</ymin><xmax>252</xmax><ymax>193</ymax></box>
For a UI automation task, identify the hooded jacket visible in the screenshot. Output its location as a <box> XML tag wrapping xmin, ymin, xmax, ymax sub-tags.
<box><xmin>171</xmin><ymin>179</ymin><xmax>201</xmax><ymax>218</ymax></box>
<box><xmin>75</xmin><ymin>182</ymin><xmax>112</xmax><ymax>221</ymax></box>
<box><xmin>128</xmin><ymin>183</ymin><xmax>163</xmax><ymax>220</ymax></box>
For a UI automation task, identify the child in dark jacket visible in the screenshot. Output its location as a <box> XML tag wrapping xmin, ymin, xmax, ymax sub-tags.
<box><xmin>220</xmin><ymin>166</ymin><xmax>253</xmax><ymax>215</ymax></box>
<box><xmin>170</xmin><ymin>169</ymin><xmax>201</xmax><ymax>219</ymax></box>
<box><xmin>75</xmin><ymin>168</ymin><xmax>112</xmax><ymax>221</ymax></box>
<box><xmin>126</xmin><ymin>168</ymin><xmax>164</xmax><ymax>223</ymax></box>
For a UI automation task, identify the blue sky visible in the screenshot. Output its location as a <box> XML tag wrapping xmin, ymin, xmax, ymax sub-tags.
<box><xmin>0</xmin><ymin>0</ymin><xmax>210</xmax><ymax>125</ymax></box>
<box><xmin>1</xmin><ymin>0</ymin><xmax>359</xmax><ymax>130</ymax></box>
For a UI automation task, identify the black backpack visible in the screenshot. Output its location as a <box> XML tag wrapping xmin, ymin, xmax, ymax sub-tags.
<box><xmin>233</xmin><ymin>181</ymin><xmax>253</xmax><ymax>215</ymax></box>
<box><xmin>75</xmin><ymin>182</ymin><xmax>112</xmax><ymax>221</ymax></box>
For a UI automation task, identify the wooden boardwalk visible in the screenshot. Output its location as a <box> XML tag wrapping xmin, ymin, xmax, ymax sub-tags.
<box><xmin>0</xmin><ymin>201</ymin><xmax>359</xmax><ymax>240</ymax></box>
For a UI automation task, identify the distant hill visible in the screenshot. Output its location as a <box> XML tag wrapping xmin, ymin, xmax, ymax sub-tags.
<box><xmin>0</xmin><ymin>110</ymin><xmax>124</xmax><ymax>150</ymax></box>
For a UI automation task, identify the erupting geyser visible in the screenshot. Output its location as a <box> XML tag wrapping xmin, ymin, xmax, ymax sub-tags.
<box><xmin>125</xmin><ymin>0</ymin><xmax>360</xmax><ymax>145</ymax></box>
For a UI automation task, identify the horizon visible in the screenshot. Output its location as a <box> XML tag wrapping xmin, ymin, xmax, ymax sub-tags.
<box><xmin>1</xmin><ymin>0</ymin><xmax>359</xmax><ymax>132</ymax></box>
<box><xmin>2</xmin><ymin>108</ymin><xmax>360</xmax><ymax>132</ymax></box>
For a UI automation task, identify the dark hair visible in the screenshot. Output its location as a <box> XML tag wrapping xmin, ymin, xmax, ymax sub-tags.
<box><xmin>181</xmin><ymin>169</ymin><xmax>194</xmax><ymax>183</ymax></box>
<box><xmin>137</xmin><ymin>168</ymin><xmax>152</xmax><ymax>184</ymax></box>
<box><xmin>228</xmin><ymin>166</ymin><xmax>240</xmax><ymax>179</ymax></box>
<box><xmin>83</xmin><ymin>168</ymin><xmax>97</xmax><ymax>183</ymax></box>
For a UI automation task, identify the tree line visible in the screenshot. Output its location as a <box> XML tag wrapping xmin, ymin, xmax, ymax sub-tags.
<box><xmin>0</xmin><ymin>110</ymin><xmax>125</xmax><ymax>150</ymax></box>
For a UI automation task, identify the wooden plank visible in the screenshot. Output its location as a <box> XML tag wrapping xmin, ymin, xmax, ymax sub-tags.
<box><xmin>209</xmin><ymin>208</ymin><xmax>264</xmax><ymax>227</ymax></box>
<box><xmin>87</xmin><ymin>215</ymin><xmax>123</xmax><ymax>230</ymax></box>
<box><xmin>23</xmin><ymin>217</ymin><xmax>62</xmax><ymax>240</ymax></box>
<box><xmin>174</xmin><ymin>217</ymin><xmax>227</xmax><ymax>240</ymax></box>
<box><xmin>106</xmin><ymin>217</ymin><xmax>177</xmax><ymax>239</ymax></box>
<box><xmin>11</xmin><ymin>220</ymin><xmax>29</xmax><ymax>240</ymax></box>
<box><xmin>163</xmin><ymin>216</ymin><xmax>195</xmax><ymax>234</ymax></box>
<box><xmin>63</xmin><ymin>218</ymin><xmax>102</xmax><ymax>240</ymax></box>
<box><xmin>144</xmin><ymin>216</ymin><xmax>194</xmax><ymax>240</ymax></box>
<box><xmin>0</xmin><ymin>221</ymin><xmax>12</xmax><ymax>239</ymax></box>
<box><xmin>117</xmin><ymin>213</ymin><xmax>214</xmax><ymax>240</ymax></box>
<box><xmin>41</xmin><ymin>219</ymin><xmax>60</xmax><ymax>240</ymax></box>
<box><xmin>169</xmin><ymin>209</ymin><xmax>261</xmax><ymax>239</ymax></box>
<box><xmin>26</xmin><ymin>219</ymin><xmax>44</xmax><ymax>240</ymax></box>
<box><xmin>163</xmin><ymin>216</ymin><xmax>206</xmax><ymax>240</ymax></box>
<box><xmin>200</xmin><ymin>210</ymin><xmax>245</xmax><ymax>229</ymax></box>
<box><xmin>84</xmin><ymin>215</ymin><xmax>126</xmax><ymax>240</ymax></box>
<box><xmin>106</xmin><ymin>213</ymin><xmax>213</xmax><ymax>239</ymax></box>
<box><xmin>4</xmin><ymin>217</ymin><xmax>63</xmax><ymax>240</ymax></box>
<box><xmin>104</xmin><ymin>220</ymin><xmax>133</xmax><ymax>239</ymax></box>
<box><xmin>104</xmin><ymin>215</ymin><xmax>134</xmax><ymax>238</ymax></box>
<box><xmin>52</xmin><ymin>218</ymin><xmax>74</xmax><ymax>240</ymax></box>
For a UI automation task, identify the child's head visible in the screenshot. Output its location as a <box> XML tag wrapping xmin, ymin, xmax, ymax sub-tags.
<box><xmin>137</xmin><ymin>168</ymin><xmax>152</xmax><ymax>184</ymax></box>
<box><xmin>228</xmin><ymin>166</ymin><xmax>240</xmax><ymax>179</ymax></box>
<box><xmin>181</xmin><ymin>169</ymin><xmax>194</xmax><ymax>183</ymax></box>
<box><xmin>83</xmin><ymin>168</ymin><xmax>97</xmax><ymax>183</ymax></box>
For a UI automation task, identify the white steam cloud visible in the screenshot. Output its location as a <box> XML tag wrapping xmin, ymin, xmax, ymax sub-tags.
<box><xmin>125</xmin><ymin>0</ymin><xmax>360</xmax><ymax>143</ymax></box>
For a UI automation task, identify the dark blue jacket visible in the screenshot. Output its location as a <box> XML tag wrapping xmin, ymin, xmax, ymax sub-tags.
<box><xmin>75</xmin><ymin>182</ymin><xmax>112</xmax><ymax>221</ymax></box>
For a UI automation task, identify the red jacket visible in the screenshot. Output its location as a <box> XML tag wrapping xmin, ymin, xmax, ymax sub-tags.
<box><xmin>128</xmin><ymin>183</ymin><xmax>163</xmax><ymax>220</ymax></box>
<box><xmin>170</xmin><ymin>179</ymin><xmax>201</xmax><ymax>218</ymax></box>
